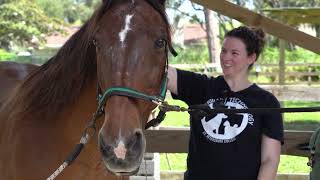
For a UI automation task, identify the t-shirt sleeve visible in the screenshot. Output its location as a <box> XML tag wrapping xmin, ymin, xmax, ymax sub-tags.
<box><xmin>261</xmin><ymin>94</ymin><xmax>284</xmax><ymax>144</ymax></box>
<box><xmin>171</xmin><ymin>69</ymin><xmax>211</xmax><ymax>105</ymax></box>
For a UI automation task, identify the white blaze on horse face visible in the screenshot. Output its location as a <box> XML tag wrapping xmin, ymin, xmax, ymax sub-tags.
<box><xmin>119</xmin><ymin>14</ymin><xmax>134</xmax><ymax>47</ymax></box>
<box><xmin>113</xmin><ymin>140</ymin><xmax>127</xmax><ymax>160</ymax></box>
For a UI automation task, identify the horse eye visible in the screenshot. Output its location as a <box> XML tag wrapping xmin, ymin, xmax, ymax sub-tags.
<box><xmin>154</xmin><ymin>39</ymin><xmax>166</xmax><ymax>49</ymax></box>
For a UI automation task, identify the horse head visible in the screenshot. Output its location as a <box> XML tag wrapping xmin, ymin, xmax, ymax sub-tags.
<box><xmin>89</xmin><ymin>0</ymin><xmax>174</xmax><ymax>175</ymax></box>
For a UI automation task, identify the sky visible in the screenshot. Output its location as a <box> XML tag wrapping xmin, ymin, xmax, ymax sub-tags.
<box><xmin>167</xmin><ymin>1</ymin><xmax>205</xmax><ymax>23</ymax></box>
<box><xmin>166</xmin><ymin>0</ymin><xmax>255</xmax><ymax>23</ymax></box>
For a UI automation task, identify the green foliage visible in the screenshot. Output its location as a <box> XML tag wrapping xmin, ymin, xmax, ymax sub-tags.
<box><xmin>65</xmin><ymin>3</ymin><xmax>94</xmax><ymax>23</ymax></box>
<box><xmin>35</xmin><ymin>0</ymin><xmax>65</xmax><ymax>20</ymax></box>
<box><xmin>0</xmin><ymin>0</ymin><xmax>63</xmax><ymax>50</ymax></box>
<box><xmin>278</xmin><ymin>155</ymin><xmax>309</xmax><ymax>173</ymax></box>
<box><xmin>286</xmin><ymin>48</ymin><xmax>320</xmax><ymax>63</ymax></box>
<box><xmin>0</xmin><ymin>49</ymin><xmax>16</xmax><ymax>60</ymax></box>
<box><xmin>260</xmin><ymin>47</ymin><xmax>279</xmax><ymax>64</ymax></box>
<box><xmin>260</xmin><ymin>47</ymin><xmax>320</xmax><ymax>64</ymax></box>
<box><xmin>160</xmin><ymin>153</ymin><xmax>187</xmax><ymax>170</ymax></box>
<box><xmin>0</xmin><ymin>0</ymin><xmax>19</xmax><ymax>5</ymax></box>
<box><xmin>169</xmin><ymin>44</ymin><xmax>209</xmax><ymax>65</ymax></box>
<box><xmin>36</xmin><ymin>0</ymin><xmax>100</xmax><ymax>24</ymax></box>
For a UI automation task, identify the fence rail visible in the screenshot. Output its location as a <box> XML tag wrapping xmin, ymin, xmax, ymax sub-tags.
<box><xmin>145</xmin><ymin>128</ymin><xmax>312</xmax><ymax>157</ymax></box>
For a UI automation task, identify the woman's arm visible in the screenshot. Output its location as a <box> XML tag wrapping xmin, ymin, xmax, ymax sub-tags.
<box><xmin>167</xmin><ymin>66</ymin><xmax>178</xmax><ymax>95</ymax></box>
<box><xmin>257</xmin><ymin>134</ymin><xmax>281</xmax><ymax>180</ymax></box>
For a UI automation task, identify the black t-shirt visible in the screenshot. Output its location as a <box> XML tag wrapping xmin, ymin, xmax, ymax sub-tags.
<box><xmin>171</xmin><ymin>69</ymin><xmax>284</xmax><ymax>180</ymax></box>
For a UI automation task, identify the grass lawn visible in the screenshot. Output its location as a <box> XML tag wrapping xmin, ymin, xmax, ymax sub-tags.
<box><xmin>158</xmin><ymin>99</ymin><xmax>320</xmax><ymax>173</ymax></box>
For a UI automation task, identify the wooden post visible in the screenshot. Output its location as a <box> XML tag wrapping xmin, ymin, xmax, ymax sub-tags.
<box><xmin>279</xmin><ymin>39</ymin><xmax>285</xmax><ymax>85</ymax></box>
<box><xmin>308</xmin><ymin>65</ymin><xmax>312</xmax><ymax>86</ymax></box>
<box><xmin>191</xmin><ymin>0</ymin><xmax>320</xmax><ymax>54</ymax></box>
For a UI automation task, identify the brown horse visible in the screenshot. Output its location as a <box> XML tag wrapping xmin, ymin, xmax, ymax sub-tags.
<box><xmin>0</xmin><ymin>0</ymin><xmax>174</xmax><ymax>179</ymax></box>
<box><xmin>0</xmin><ymin>61</ymin><xmax>38</xmax><ymax>107</ymax></box>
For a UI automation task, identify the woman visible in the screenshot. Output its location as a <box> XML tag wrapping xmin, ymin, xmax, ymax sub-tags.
<box><xmin>167</xmin><ymin>26</ymin><xmax>284</xmax><ymax>180</ymax></box>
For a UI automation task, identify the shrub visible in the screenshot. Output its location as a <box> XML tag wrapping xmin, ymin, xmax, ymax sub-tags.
<box><xmin>0</xmin><ymin>0</ymin><xmax>63</xmax><ymax>50</ymax></box>
<box><xmin>169</xmin><ymin>44</ymin><xmax>209</xmax><ymax>65</ymax></box>
<box><xmin>0</xmin><ymin>49</ymin><xmax>16</xmax><ymax>61</ymax></box>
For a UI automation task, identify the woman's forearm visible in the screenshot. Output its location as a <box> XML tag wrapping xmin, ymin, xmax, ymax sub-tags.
<box><xmin>258</xmin><ymin>135</ymin><xmax>281</xmax><ymax>180</ymax></box>
<box><xmin>257</xmin><ymin>158</ymin><xmax>279</xmax><ymax>180</ymax></box>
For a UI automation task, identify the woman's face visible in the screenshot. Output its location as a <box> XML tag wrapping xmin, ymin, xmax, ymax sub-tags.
<box><xmin>220</xmin><ymin>37</ymin><xmax>256</xmax><ymax>78</ymax></box>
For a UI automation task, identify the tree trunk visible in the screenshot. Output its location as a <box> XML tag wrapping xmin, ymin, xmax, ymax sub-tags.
<box><xmin>315</xmin><ymin>25</ymin><xmax>320</xmax><ymax>38</ymax></box>
<box><xmin>85</xmin><ymin>0</ymin><xmax>93</xmax><ymax>7</ymax></box>
<box><xmin>204</xmin><ymin>8</ymin><xmax>219</xmax><ymax>65</ymax></box>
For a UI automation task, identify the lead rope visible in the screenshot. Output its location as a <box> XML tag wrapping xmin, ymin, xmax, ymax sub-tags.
<box><xmin>46</xmin><ymin>107</ymin><xmax>102</xmax><ymax>180</ymax></box>
<box><xmin>158</xmin><ymin>102</ymin><xmax>320</xmax><ymax>114</ymax></box>
<box><xmin>46</xmin><ymin>100</ymin><xmax>320</xmax><ymax>179</ymax></box>
<box><xmin>46</xmin><ymin>133</ymin><xmax>90</xmax><ymax>180</ymax></box>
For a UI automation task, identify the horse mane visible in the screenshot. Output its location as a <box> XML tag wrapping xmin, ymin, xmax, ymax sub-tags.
<box><xmin>0</xmin><ymin>0</ymin><xmax>171</xmax><ymax>121</ymax></box>
<box><xmin>0</xmin><ymin>12</ymin><xmax>99</xmax><ymax>120</ymax></box>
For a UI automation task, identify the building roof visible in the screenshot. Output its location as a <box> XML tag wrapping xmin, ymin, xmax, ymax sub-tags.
<box><xmin>183</xmin><ymin>24</ymin><xmax>207</xmax><ymax>44</ymax></box>
<box><xmin>45</xmin><ymin>26</ymin><xmax>79</xmax><ymax>48</ymax></box>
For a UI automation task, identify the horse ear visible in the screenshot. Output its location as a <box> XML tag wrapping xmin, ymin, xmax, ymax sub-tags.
<box><xmin>157</xmin><ymin>0</ymin><xmax>166</xmax><ymax>6</ymax></box>
<box><xmin>102</xmin><ymin>0</ymin><xmax>111</xmax><ymax>5</ymax></box>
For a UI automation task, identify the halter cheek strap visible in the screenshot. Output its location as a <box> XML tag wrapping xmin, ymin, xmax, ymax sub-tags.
<box><xmin>95</xmin><ymin>43</ymin><xmax>176</xmax><ymax>129</ymax></box>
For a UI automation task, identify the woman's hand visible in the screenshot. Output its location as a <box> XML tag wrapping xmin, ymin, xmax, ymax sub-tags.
<box><xmin>167</xmin><ymin>66</ymin><xmax>178</xmax><ymax>95</ymax></box>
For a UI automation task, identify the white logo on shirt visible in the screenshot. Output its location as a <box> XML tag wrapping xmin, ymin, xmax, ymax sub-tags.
<box><xmin>201</xmin><ymin>98</ymin><xmax>254</xmax><ymax>143</ymax></box>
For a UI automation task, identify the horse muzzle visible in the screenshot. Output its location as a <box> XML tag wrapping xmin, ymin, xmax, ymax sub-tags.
<box><xmin>98</xmin><ymin>129</ymin><xmax>146</xmax><ymax>175</ymax></box>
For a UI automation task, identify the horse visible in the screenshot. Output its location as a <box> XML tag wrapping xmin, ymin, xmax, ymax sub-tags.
<box><xmin>0</xmin><ymin>61</ymin><xmax>38</xmax><ymax>107</ymax></box>
<box><xmin>0</xmin><ymin>0</ymin><xmax>175</xmax><ymax>179</ymax></box>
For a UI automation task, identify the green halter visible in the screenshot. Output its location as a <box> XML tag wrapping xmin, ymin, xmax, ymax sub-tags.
<box><xmin>98</xmin><ymin>72</ymin><xmax>168</xmax><ymax>109</ymax></box>
<box><xmin>96</xmin><ymin>45</ymin><xmax>177</xmax><ymax>128</ymax></box>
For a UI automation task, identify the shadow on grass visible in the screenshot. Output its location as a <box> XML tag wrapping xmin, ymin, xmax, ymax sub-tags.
<box><xmin>284</xmin><ymin>120</ymin><xmax>320</xmax><ymax>131</ymax></box>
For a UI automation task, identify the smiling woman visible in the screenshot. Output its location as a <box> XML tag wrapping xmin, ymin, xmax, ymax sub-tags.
<box><xmin>0</xmin><ymin>0</ymin><xmax>176</xmax><ymax>179</ymax></box>
<box><xmin>167</xmin><ymin>26</ymin><xmax>284</xmax><ymax>180</ymax></box>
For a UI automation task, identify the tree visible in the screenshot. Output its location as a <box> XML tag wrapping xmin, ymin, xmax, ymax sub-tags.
<box><xmin>0</xmin><ymin>0</ymin><xmax>63</xmax><ymax>50</ymax></box>
<box><xmin>204</xmin><ymin>8</ymin><xmax>220</xmax><ymax>64</ymax></box>
<box><xmin>36</xmin><ymin>0</ymin><xmax>100</xmax><ymax>24</ymax></box>
<box><xmin>166</xmin><ymin>0</ymin><xmax>221</xmax><ymax>64</ymax></box>
<box><xmin>0</xmin><ymin>0</ymin><xmax>17</xmax><ymax>5</ymax></box>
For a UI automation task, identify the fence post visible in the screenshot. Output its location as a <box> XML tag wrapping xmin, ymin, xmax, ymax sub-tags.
<box><xmin>308</xmin><ymin>65</ymin><xmax>312</xmax><ymax>86</ymax></box>
<box><xmin>279</xmin><ymin>39</ymin><xmax>286</xmax><ymax>85</ymax></box>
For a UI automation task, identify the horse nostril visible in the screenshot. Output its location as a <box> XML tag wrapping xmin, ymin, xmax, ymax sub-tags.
<box><xmin>134</xmin><ymin>130</ymin><xmax>142</xmax><ymax>140</ymax></box>
<box><xmin>99</xmin><ymin>133</ymin><xmax>112</xmax><ymax>157</ymax></box>
<box><xmin>126</xmin><ymin>130</ymin><xmax>143</xmax><ymax>149</ymax></box>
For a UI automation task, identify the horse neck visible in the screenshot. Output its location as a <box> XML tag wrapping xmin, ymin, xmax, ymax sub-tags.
<box><xmin>54</xmin><ymin>78</ymin><xmax>99</xmax><ymax>141</ymax></box>
<box><xmin>1</xmin><ymin>77</ymin><xmax>98</xmax><ymax>144</ymax></box>
<box><xmin>0</xmin><ymin>77</ymin><xmax>116</xmax><ymax>179</ymax></box>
